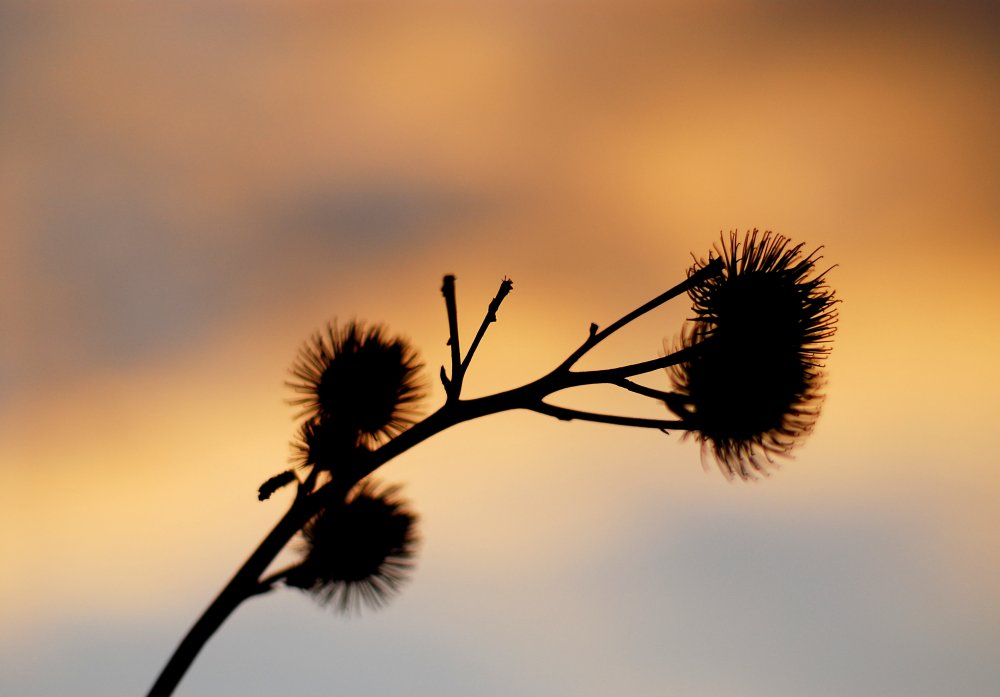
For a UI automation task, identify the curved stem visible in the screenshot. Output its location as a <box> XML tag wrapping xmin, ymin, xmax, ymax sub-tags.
<box><xmin>145</xmin><ymin>497</ymin><xmax>314</xmax><ymax>697</ymax></box>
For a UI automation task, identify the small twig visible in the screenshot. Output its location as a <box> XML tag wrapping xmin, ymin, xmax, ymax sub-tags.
<box><xmin>257</xmin><ymin>469</ymin><xmax>298</xmax><ymax>502</ymax></box>
<box><xmin>441</xmin><ymin>275</ymin><xmax>461</xmax><ymax>398</ymax></box>
<box><xmin>557</xmin><ymin>257</ymin><xmax>724</xmax><ymax>372</ymax></box>
<box><xmin>531</xmin><ymin>401</ymin><xmax>689</xmax><ymax>430</ymax></box>
<box><xmin>561</xmin><ymin>340</ymin><xmax>706</xmax><ymax>387</ymax></box>
<box><xmin>608</xmin><ymin>379</ymin><xmax>697</xmax><ymax>421</ymax></box>
<box><xmin>612</xmin><ymin>378</ymin><xmax>676</xmax><ymax>402</ymax></box>
<box><xmin>460</xmin><ymin>277</ymin><xmax>514</xmax><ymax>373</ymax></box>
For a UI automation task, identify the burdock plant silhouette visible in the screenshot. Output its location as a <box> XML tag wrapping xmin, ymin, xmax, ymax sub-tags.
<box><xmin>145</xmin><ymin>229</ymin><xmax>838</xmax><ymax>697</ymax></box>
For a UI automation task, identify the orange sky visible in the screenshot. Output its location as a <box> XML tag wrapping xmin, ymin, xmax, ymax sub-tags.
<box><xmin>2</xmin><ymin>2</ymin><xmax>999</xmax><ymax>695</ymax></box>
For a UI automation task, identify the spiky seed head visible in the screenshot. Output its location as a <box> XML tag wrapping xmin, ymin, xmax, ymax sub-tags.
<box><xmin>668</xmin><ymin>229</ymin><xmax>838</xmax><ymax>479</ymax></box>
<box><xmin>285</xmin><ymin>480</ymin><xmax>419</xmax><ymax>613</ymax></box>
<box><xmin>288</xmin><ymin>321</ymin><xmax>424</xmax><ymax>448</ymax></box>
<box><xmin>290</xmin><ymin>417</ymin><xmax>367</xmax><ymax>472</ymax></box>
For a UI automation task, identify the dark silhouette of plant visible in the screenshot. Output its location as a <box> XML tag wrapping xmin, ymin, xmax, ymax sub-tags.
<box><xmin>288</xmin><ymin>321</ymin><xmax>425</xmax><ymax>448</ymax></box>
<box><xmin>665</xmin><ymin>231</ymin><xmax>838</xmax><ymax>478</ymax></box>
<box><xmin>145</xmin><ymin>229</ymin><xmax>838</xmax><ymax>697</ymax></box>
<box><xmin>283</xmin><ymin>480</ymin><xmax>419</xmax><ymax>612</ymax></box>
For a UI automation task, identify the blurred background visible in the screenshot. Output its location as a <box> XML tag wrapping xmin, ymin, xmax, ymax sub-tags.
<box><xmin>2</xmin><ymin>1</ymin><xmax>998</xmax><ymax>695</ymax></box>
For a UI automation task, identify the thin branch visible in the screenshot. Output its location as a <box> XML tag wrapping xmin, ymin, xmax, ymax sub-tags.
<box><xmin>441</xmin><ymin>275</ymin><xmax>461</xmax><ymax>398</ymax></box>
<box><xmin>612</xmin><ymin>378</ymin><xmax>677</xmax><ymax>402</ymax></box>
<box><xmin>609</xmin><ymin>379</ymin><xmax>697</xmax><ymax>421</ymax></box>
<box><xmin>362</xmin><ymin>342</ymin><xmax>711</xmax><ymax>482</ymax></box>
<box><xmin>557</xmin><ymin>256</ymin><xmax>723</xmax><ymax>371</ymax></box>
<box><xmin>531</xmin><ymin>401</ymin><xmax>689</xmax><ymax>430</ymax></box>
<box><xmin>460</xmin><ymin>277</ymin><xmax>514</xmax><ymax>373</ymax></box>
<box><xmin>563</xmin><ymin>340</ymin><xmax>706</xmax><ymax>387</ymax></box>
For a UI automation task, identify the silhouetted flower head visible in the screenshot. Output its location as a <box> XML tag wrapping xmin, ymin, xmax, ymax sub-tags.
<box><xmin>667</xmin><ymin>229</ymin><xmax>838</xmax><ymax>478</ymax></box>
<box><xmin>288</xmin><ymin>321</ymin><xmax>424</xmax><ymax>448</ymax></box>
<box><xmin>291</xmin><ymin>417</ymin><xmax>368</xmax><ymax>472</ymax></box>
<box><xmin>286</xmin><ymin>480</ymin><xmax>419</xmax><ymax>612</ymax></box>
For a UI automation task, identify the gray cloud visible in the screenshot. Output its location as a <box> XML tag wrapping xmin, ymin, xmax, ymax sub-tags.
<box><xmin>583</xmin><ymin>505</ymin><xmax>1000</xmax><ymax>696</ymax></box>
<box><xmin>271</xmin><ymin>180</ymin><xmax>496</xmax><ymax>250</ymax></box>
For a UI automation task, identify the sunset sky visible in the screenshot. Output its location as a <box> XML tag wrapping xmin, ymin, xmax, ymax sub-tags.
<box><xmin>2</xmin><ymin>2</ymin><xmax>999</xmax><ymax>696</ymax></box>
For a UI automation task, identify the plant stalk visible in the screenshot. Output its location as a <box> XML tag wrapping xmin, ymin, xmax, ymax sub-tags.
<box><xmin>145</xmin><ymin>498</ymin><xmax>312</xmax><ymax>697</ymax></box>
<box><xmin>145</xmin><ymin>262</ymin><xmax>722</xmax><ymax>696</ymax></box>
